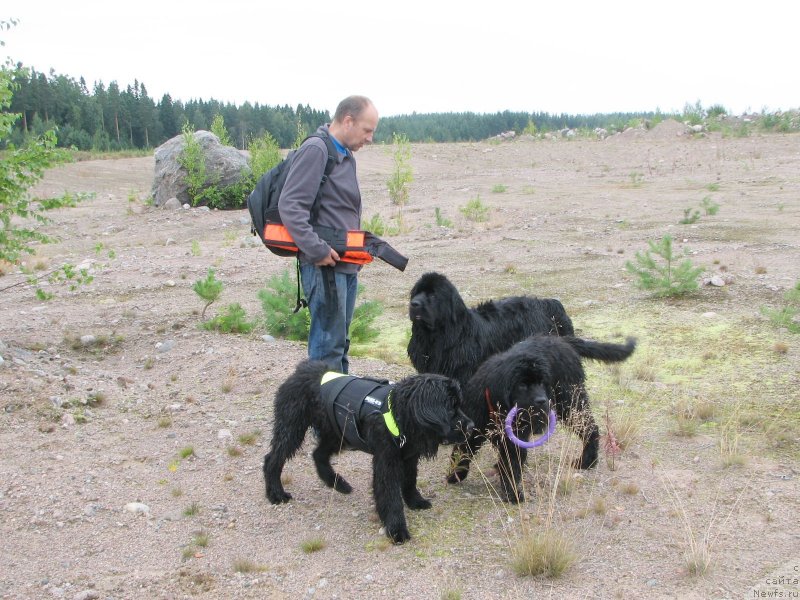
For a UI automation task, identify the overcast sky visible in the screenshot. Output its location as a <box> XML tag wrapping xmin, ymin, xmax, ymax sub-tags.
<box><xmin>3</xmin><ymin>0</ymin><xmax>799</xmax><ymax>118</ymax></box>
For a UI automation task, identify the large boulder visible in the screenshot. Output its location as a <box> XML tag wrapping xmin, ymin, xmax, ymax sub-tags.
<box><xmin>151</xmin><ymin>130</ymin><xmax>251</xmax><ymax>207</ymax></box>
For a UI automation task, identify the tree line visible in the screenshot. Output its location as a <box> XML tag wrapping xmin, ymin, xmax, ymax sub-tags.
<box><xmin>5</xmin><ymin>65</ymin><xmax>664</xmax><ymax>151</ymax></box>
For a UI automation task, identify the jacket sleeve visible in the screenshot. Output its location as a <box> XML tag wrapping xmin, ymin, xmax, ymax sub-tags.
<box><xmin>278</xmin><ymin>141</ymin><xmax>330</xmax><ymax>264</ymax></box>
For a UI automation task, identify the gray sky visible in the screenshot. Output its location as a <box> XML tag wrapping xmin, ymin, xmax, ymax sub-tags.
<box><xmin>3</xmin><ymin>0</ymin><xmax>799</xmax><ymax>118</ymax></box>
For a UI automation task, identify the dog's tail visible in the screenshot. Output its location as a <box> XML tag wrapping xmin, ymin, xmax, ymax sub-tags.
<box><xmin>564</xmin><ymin>336</ymin><xmax>636</xmax><ymax>363</ymax></box>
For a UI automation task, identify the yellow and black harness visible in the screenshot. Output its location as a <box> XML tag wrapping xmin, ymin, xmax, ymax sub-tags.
<box><xmin>320</xmin><ymin>372</ymin><xmax>404</xmax><ymax>452</ymax></box>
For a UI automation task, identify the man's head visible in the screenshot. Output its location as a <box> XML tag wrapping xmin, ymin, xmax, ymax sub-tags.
<box><xmin>330</xmin><ymin>95</ymin><xmax>378</xmax><ymax>152</ymax></box>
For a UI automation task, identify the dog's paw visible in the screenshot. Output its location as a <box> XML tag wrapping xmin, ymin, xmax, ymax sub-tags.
<box><xmin>266</xmin><ymin>489</ymin><xmax>292</xmax><ymax>504</ymax></box>
<box><xmin>573</xmin><ymin>456</ymin><xmax>598</xmax><ymax>470</ymax></box>
<box><xmin>333</xmin><ymin>477</ymin><xmax>352</xmax><ymax>494</ymax></box>
<box><xmin>407</xmin><ymin>496</ymin><xmax>432</xmax><ymax>510</ymax></box>
<box><xmin>446</xmin><ymin>469</ymin><xmax>468</xmax><ymax>485</ymax></box>
<box><xmin>386</xmin><ymin>525</ymin><xmax>411</xmax><ymax>544</ymax></box>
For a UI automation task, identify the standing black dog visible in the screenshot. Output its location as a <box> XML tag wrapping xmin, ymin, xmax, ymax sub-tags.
<box><xmin>263</xmin><ymin>360</ymin><xmax>473</xmax><ymax>543</ymax></box>
<box><xmin>407</xmin><ymin>272</ymin><xmax>574</xmax><ymax>386</ymax></box>
<box><xmin>447</xmin><ymin>336</ymin><xmax>636</xmax><ymax>503</ymax></box>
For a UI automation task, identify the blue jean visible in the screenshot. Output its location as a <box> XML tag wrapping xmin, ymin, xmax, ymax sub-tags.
<box><xmin>299</xmin><ymin>264</ymin><xmax>358</xmax><ymax>374</ymax></box>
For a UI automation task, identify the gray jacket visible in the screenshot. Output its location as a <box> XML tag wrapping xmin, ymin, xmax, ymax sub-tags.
<box><xmin>278</xmin><ymin>125</ymin><xmax>361</xmax><ymax>274</ymax></box>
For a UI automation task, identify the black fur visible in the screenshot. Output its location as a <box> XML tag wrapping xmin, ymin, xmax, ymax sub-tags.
<box><xmin>448</xmin><ymin>336</ymin><xmax>636</xmax><ymax>503</ymax></box>
<box><xmin>407</xmin><ymin>272</ymin><xmax>574</xmax><ymax>386</ymax></box>
<box><xmin>262</xmin><ymin>360</ymin><xmax>473</xmax><ymax>543</ymax></box>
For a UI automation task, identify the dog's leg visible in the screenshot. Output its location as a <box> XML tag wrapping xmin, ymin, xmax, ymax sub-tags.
<box><xmin>401</xmin><ymin>455</ymin><xmax>431</xmax><ymax>510</ymax></box>
<box><xmin>263</xmin><ymin>425</ymin><xmax>307</xmax><ymax>504</ymax></box>
<box><xmin>495</xmin><ymin>437</ymin><xmax>527</xmax><ymax>504</ymax></box>
<box><xmin>372</xmin><ymin>448</ymin><xmax>410</xmax><ymax>543</ymax></box>
<box><xmin>312</xmin><ymin>438</ymin><xmax>352</xmax><ymax>494</ymax></box>
<box><xmin>446</xmin><ymin>436</ymin><xmax>483</xmax><ymax>484</ymax></box>
<box><xmin>567</xmin><ymin>391</ymin><xmax>600</xmax><ymax>469</ymax></box>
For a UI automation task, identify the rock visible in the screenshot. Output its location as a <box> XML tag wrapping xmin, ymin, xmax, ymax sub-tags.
<box><xmin>124</xmin><ymin>502</ymin><xmax>150</xmax><ymax>514</ymax></box>
<box><xmin>80</xmin><ymin>335</ymin><xmax>97</xmax><ymax>347</ymax></box>
<box><xmin>73</xmin><ymin>590</ymin><xmax>100</xmax><ymax>600</ymax></box>
<box><xmin>162</xmin><ymin>197</ymin><xmax>182</xmax><ymax>210</ymax></box>
<box><xmin>262</xmin><ymin>335</ymin><xmax>276</xmax><ymax>343</ymax></box>
<box><xmin>151</xmin><ymin>130</ymin><xmax>251</xmax><ymax>207</ymax></box>
<box><xmin>708</xmin><ymin>275</ymin><xmax>726</xmax><ymax>287</ymax></box>
<box><xmin>217</xmin><ymin>429</ymin><xmax>233</xmax><ymax>443</ymax></box>
<box><xmin>156</xmin><ymin>340</ymin><xmax>175</xmax><ymax>353</ymax></box>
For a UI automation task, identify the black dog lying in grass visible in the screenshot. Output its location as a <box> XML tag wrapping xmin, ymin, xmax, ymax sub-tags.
<box><xmin>263</xmin><ymin>360</ymin><xmax>473</xmax><ymax>543</ymax></box>
<box><xmin>447</xmin><ymin>335</ymin><xmax>636</xmax><ymax>503</ymax></box>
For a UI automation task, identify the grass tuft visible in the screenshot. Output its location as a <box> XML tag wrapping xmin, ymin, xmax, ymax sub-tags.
<box><xmin>511</xmin><ymin>529</ymin><xmax>576</xmax><ymax>578</ymax></box>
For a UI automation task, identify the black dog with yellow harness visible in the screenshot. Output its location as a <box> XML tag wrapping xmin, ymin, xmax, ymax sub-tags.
<box><xmin>263</xmin><ymin>360</ymin><xmax>473</xmax><ymax>543</ymax></box>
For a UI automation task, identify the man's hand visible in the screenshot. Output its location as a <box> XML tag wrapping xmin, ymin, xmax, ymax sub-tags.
<box><xmin>315</xmin><ymin>248</ymin><xmax>340</xmax><ymax>267</ymax></box>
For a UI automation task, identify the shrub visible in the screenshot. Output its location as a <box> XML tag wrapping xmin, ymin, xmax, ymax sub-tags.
<box><xmin>178</xmin><ymin>122</ymin><xmax>217</xmax><ymax>207</ymax></box>
<box><xmin>193</xmin><ymin>269</ymin><xmax>224</xmax><ymax>319</ymax></box>
<box><xmin>259</xmin><ymin>269</ymin><xmax>384</xmax><ymax>343</ymax></box>
<box><xmin>202</xmin><ymin>303</ymin><xmax>256</xmax><ymax>334</ymax></box>
<box><xmin>459</xmin><ymin>196</ymin><xmax>490</xmax><ymax>222</ymax></box>
<box><xmin>248</xmin><ymin>130</ymin><xmax>283</xmax><ymax>180</ymax></box>
<box><xmin>210</xmin><ymin>114</ymin><xmax>232</xmax><ymax>146</ymax></box>
<box><xmin>625</xmin><ymin>235</ymin><xmax>703</xmax><ymax>297</ymax></box>
<box><xmin>0</xmin><ymin>51</ymin><xmax>73</xmax><ymax>264</ymax></box>
<box><xmin>701</xmin><ymin>196</ymin><xmax>720</xmax><ymax>215</ymax></box>
<box><xmin>387</xmin><ymin>132</ymin><xmax>413</xmax><ymax>206</ymax></box>
<box><xmin>259</xmin><ymin>270</ymin><xmax>310</xmax><ymax>340</ymax></box>
<box><xmin>434</xmin><ymin>207</ymin><xmax>453</xmax><ymax>228</ymax></box>
<box><xmin>679</xmin><ymin>208</ymin><xmax>701</xmax><ymax>224</ymax></box>
<box><xmin>350</xmin><ymin>297</ymin><xmax>383</xmax><ymax>343</ymax></box>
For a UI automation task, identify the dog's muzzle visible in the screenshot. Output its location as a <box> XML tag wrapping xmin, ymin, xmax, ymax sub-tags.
<box><xmin>442</xmin><ymin>410</ymin><xmax>474</xmax><ymax>444</ymax></box>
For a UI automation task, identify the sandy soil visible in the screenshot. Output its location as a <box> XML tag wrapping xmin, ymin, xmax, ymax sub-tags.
<box><xmin>1</xmin><ymin>123</ymin><xmax>799</xmax><ymax>599</ymax></box>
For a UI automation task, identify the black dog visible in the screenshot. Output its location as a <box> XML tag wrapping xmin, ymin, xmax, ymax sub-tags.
<box><xmin>407</xmin><ymin>272</ymin><xmax>574</xmax><ymax>386</ymax></box>
<box><xmin>263</xmin><ymin>360</ymin><xmax>473</xmax><ymax>543</ymax></box>
<box><xmin>447</xmin><ymin>336</ymin><xmax>636</xmax><ymax>503</ymax></box>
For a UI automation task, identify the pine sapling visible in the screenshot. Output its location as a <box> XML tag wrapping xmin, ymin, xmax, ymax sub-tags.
<box><xmin>193</xmin><ymin>269</ymin><xmax>223</xmax><ymax>319</ymax></box>
<box><xmin>625</xmin><ymin>235</ymin><xmax>703</xmax><ymax>297</ymax></box>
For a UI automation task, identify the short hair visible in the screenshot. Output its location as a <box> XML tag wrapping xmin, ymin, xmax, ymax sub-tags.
<box><xmin>333</xmin><ymin>95</ymin><xmax>373</xmax><ymax>123</ymax></box>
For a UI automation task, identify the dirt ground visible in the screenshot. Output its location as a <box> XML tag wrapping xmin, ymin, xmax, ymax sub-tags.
<box><xmin>1</xmin><ymin>122</ymin><xmax>799</xmax><ymax>599</ymax></box>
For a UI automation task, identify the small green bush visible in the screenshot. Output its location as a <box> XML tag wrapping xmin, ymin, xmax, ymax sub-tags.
<box><xmin>701</xmin><ymin>196</ymin><xmax>720</xmax><ymax>215</ymax></box>
<box><xmin>459</xmin><ymin>196</ymin><xmax>490</xmax><ymax>222</ymax></box>
<box><xmin>434</xmin><ymin>207</ymin><xmax>453</xmax><ymax>228</ymax></box>
<box><xmin>210</xmin><ymin>114</ymin><xmax>232</xmax><ymax>146</ymax></box>
<box><xmin>259</xmin><ymin>270</ymin><xmax>310</xmax><ymax>340</ymax></box>
<box><xmin>258</xmin><ymin>270</ymin><xmax>384</xmax><ymax>342</ymax></box>
<box><xmin>350</xmin><ymin>297</ymin><xmax>383</xmax><ymax>343</ymax></box>
<box><xmin>387</xmin><ymin>132</ymin><xmax>413</xmax><ymax>206</ymax></box>
<box><xmin>193</xmin><ymin>269</ymin><xmax>224</xmax><ymax>319</ymax></box>
<box><xmin>202</xmin><ymin>303</ymin><xmax>256</xmax><ymax>334</ymax></box>
<box><xmin>679</xmin><ymin>207</ymin><xmax>701</xmax><ymax>224</ymax></box>
<box><xmin>248</xmin><ymin>131</ymin><xmax>283</xmax><ymax>180</ymax></box>
<box><xmin>625</xmin><ymin>235</ymin><xmax>703</xmax><ymax>297</ymax></box>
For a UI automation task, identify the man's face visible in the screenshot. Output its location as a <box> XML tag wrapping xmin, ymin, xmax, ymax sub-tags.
<box><xmin>343</xmin><ymin>104</ymin><xmax>378</xmax><ymax>152</ymax></box>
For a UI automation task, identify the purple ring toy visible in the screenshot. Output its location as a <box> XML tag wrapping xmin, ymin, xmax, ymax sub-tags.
<box><xmin>504</xmin><ymin>406</ymin><xmax>557</xmax><ymax>449</ymax></box>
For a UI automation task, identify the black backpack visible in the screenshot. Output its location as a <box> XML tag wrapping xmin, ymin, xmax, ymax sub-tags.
<box><xmin>247</xmin><ymin>132</ymin><xmax>338</xmax><ymax>257</ymax></box>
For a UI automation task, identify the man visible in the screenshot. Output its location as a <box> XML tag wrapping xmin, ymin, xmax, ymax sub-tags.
<box><xmin>278</xmin><ymin>95</ymin><xmax>379</xmax><ymax>373</ymax></box>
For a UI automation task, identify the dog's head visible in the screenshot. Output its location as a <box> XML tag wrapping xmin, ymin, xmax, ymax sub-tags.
<box><xmin>393</xmin><ymin>374</ymin><xmax>474</xmax><ymax>452</ymax></box>
<box><xmin>408</xmin><ymin>272</ymin><xmax>466</xmax><ymax>330</ymax></box>
<box><xmin>482</xmin><ymin>352</ymin><xmax>552</xmax><ymax>432</ymax></box>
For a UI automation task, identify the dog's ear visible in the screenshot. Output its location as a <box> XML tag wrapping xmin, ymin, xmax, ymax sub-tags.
<box><xmin>407</xmin><ymin>378</ymin><xmax>454</xmax><ymax>435</ymax></box>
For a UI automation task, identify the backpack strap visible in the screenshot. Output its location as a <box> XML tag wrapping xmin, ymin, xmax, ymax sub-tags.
<box><xmin>304</xmin><ymin>132</ymin><xmax>338</xmax><ymax>224</ymax></box>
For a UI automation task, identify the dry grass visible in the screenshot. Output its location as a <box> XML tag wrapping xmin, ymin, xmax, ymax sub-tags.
<box><xmin>511</xmin><ymin>529</ymin><xmax>576</xmax><ymax>578</ymax></box>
